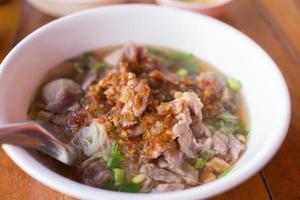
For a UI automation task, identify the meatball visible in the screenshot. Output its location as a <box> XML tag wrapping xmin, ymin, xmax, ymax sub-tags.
<box><xmin>42</xmin><ymin>79</ymin><xmax>83</xmax><ymax>113</ymax></box>
<box><xmin>77</xmin><ymin>158</ymin><xmax>113</xmax><ymax>188</ymax></box>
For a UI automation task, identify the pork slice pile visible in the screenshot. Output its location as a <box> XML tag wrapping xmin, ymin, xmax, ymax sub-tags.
<box><xmin>85</xmin><ymin>44</ymin><xmax>245</xmax><ymax>191</ymax></box>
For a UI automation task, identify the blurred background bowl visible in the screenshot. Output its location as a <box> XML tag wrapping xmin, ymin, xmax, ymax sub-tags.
<box><xmin>27</xmin><ymin>0</ymin><xmax>128</xmax><ymax>17</ymax></box>
<box><xmin>155</xmin><ymin>0</ymin><xmax>232</xmax><ymax>17</ymax></box>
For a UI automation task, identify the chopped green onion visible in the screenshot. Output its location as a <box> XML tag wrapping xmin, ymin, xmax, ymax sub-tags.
<box><xmin>188</xmin><ymin>88</ymin><xmax>195</xmax><ymax>93</ymax></box>
<box><xmin>202</xmin><ymin>150</ymin><xmax>209</xmax><ymax>159</ymax></box>
<box><xmin>113</xmin><ymin>168</ymin><xmax>125</xmax><ymax>183</ymax></box>
<box><xmin>226</xmin><ymin>77</ymin><xmax>241</xmax><ymax>91</ymax></box>
<box><xmin>107</xmin><ymin>142</ymin><xmax>123</xmax><ymax>168</ymax></box>
<box><xmin>75</xmin><ymin>66</ymin><xmax>84</xmax><ymax>74</ymax></box>
<box><xmin>218</xmin><ymin>166</ymin><xmax>232</xmax><ymax>178</ymax></box>
<box><xmin>80</xmin><ymin>51</ymin><xmax>94</xmax><ymax>58</ymax></box>
<box><xmin>112</xmin><ymin>141</ymin><xmax>121</xmax><ymax>155</ymax></box>
<box><xmin>176</xmin><ymin>68</ymin><xmax>188</xmax><ymax>77</ymax></box>
<box><xmin>211</xmin><ymin>119</ymin><xmax>222</xmax><ymax>130</ymax></box>
<box><xmin>240</xmin><ymin>129</ymin><xmax>249</xmax><ymax>136</ymax></box>
<box><xmin>218</xmin><ymin>112</ymin><xmax>241</xmax><ymax>134</ymax></box>
<box><xmin>170</xmin><ymin>51</ymin><xmax>194</xmax><ymax>60</ymax></box>
<box><xmin>147</xmin><ymin>47</ymin><xmax>194</xmax><ymax>61</ymax></box>
<box><xmin>146</xmin><ymin>47</ymin><xmax>198</xmax><ymax>74</ymax></box>
<box><xmin>219</xmin><ymin>125</ymin><xmax>237</xmax><ymax>135</ymax></box>
<box><xmin>187</xmin><ymin>62</ymin><xmax>198</xmax><ymax>73</ymax></box>
<box><xmin>194</xmin><ymin>158</ymin><xmax>206</xmax><ymax>169</ymax></box>
<box><xmin>132</xmin><ymin>174</ymin><xmax>147</xmax><ymax>184</ymax></box>
<box><xmin>105</xmin><ymin>182</ymin><xmax>118</xmax><ymax>191</ymax></box>
<box><xmin>237</xmin><ymin>121</ymin><xmax>249</xmax><ymax>136</ymax></box>
<box><xmin>118</xmin><ymin>182</ymin><xmax>140</xmax><ymax>193</ymax></box>
<box><xmin>105</xmin><ymin>182</ymin><xmax>140</xmax><ymax>193</ymax></box>
<box><xmin>91</xmin><ymin>62</ymin><xmax>106</xmax><ymax>71</ymax></box>
<box><xmin>210</xmin><ymin>113</ymin><xmax>248</xmax><ymax>136</ymax></box>
<box><xmin>146</xmin><ymin>47</ymin><xmax>164</xmax><ymax>57</ymax></box>
<box><xmin>35</xmin><ymin>111</ymin><xmax>53</xmax><ymax>121</ymax></box>
<box><xmin>68</xmin><ymin>51</ymin><xmax>95</xmax><ymax>70</ymax></box>
<box><xmin>174</xmin><ymin>91</ymin><xmax>183</xmax><ymax>98</ymax></box>
<box><xmin>221</xmin><ymin>112</ymin><xmax>238</xmax><ymax>122</ymax></box>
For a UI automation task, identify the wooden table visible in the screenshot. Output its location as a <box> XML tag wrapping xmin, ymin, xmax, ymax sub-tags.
<box><xmin>1</xmin><ymin>0</ymin><xmax>299</xmax><ymax>199</ymax></box>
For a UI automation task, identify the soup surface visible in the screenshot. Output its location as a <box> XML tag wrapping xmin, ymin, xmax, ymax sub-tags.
<box><xmin>29</xmin><ymin>43</ymin><xmax>248</xmax><ymax>193</ymax></box>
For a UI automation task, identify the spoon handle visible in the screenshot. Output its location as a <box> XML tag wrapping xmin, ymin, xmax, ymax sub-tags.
<box><xmin>0</xmin><ymin>121</ymin><xmax>44</xmax><ymax>147</ymax></box>
<box><xmin>0</xmin><ymin>121</ymin><xmax>78</xmax><ymax>166</ymax></box>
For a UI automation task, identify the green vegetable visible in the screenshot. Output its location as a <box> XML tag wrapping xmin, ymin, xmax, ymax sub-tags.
<box><xmin>174</xmin><ymin>91</ymin><xmax>183</xmax><ymax>98</ymax></box>
<box><xmin>240</xmin><ymin>129</ymin><xmax>249</xmax><ymax>136</ymax></box>
<box><xmin>146</xmin><ymin>46</ymin><xmax>199</xmax><ymax>74</ymax></box>
<box><xmin>75</xmin><ymin>66</ymin><xmax>84</xmax><ymax>74</ymax></box>
<box><xmin>105</xmin><ymin>182</ymin><xmax>140</xmax><ymax>193</ymax></box>
<box><xmin>113</xmin><ymin>168</ymin><xmax>125</xmax><ymax>183</ymax></box>
<box><xmin>118</xmin><ymin>182</ymin><xmax>140</xmax><ymax>193</ymax></box>
<box><xmin>82</xmin><ymin>51</ymin><xmax>94</xmax><ymax>58</ymax></box>
<box><xmin>211</xmin><ymin>112</ymin><xmax>249</xmax><ymax>136</ymax></box>
<box><xmin>239</xmin><ymin>121</ymin><xmax>249</xmax><ymax>135</ymax></box>
<box><xmin>194</xmin><ymin>158</ymin><xmax>206</xmax><ymax>169</ymax></box>
<box><xmin>147</xmin><ymin>47</ymin><xmax>194</xmax><ymax>61</ymax></box>
<box><xmin>35</xmin><ymin>111</ymin><xmax>53</xmax><ymax>121</ymax></box>
<box><xmin>105</xmin><ymin>182</ymin><xmax>118</xmax><ymax>191</ymax></box>
<box><xmin>202</xmin><ymin>150</ymin><xmax>209</xmax><ymax>159</ymax></box>
<box><xmin>187</xmin><ymin>62</ymin><xmax>198</xmax><ymax>73</ymax></box>
<box><xmin>169</xmin><ymin>50</ymin><xmax>194</xmax><ymax>61</ymax></box>
<box><xmin>132</xmin><ymin>174</ymin><xmax>147</xmax><ymax>184</ymax></box>
<box><xmin>176</xmin><ymin>68</ymin><xmax>188</xmax><ymax>77</ymax></box>
<box><xmin>226</xmin><ymin>77</ymin><xmax>241</xmax><ymax>91</ymax></box>
<box><xmin>211</xmin><ymin>119</ymin><xmax>222</xmax><ymax>130</ymax></box>
<box><xmin>188</xmin><ymin>88</ymin><xmax>195</xmax><ymax>93</ymax></box>
<box><xmin>69</xmin><ymin>51</ymin><xmax>96</xmax><ymax>71</ymax></box>
<box><xmin>91</xmin><ymin>62</ymin><xmax>106</xmax><ymax>71</ymax></box>
<box><xmin>222</xmin><ymin>112</ymin><xmax>237</xmax><ymax>122</ymax></box>
<box><xmin>107</xmin><ymin>142</ymin><xmax>123</xmax><ymax>168</ymax></box>
<box><xmin>219</xmin><ymin>112</ymin><xmax>241</xmax><ymax>134</ymax></box>
<box><xmin>219</xmin><ymin>125</ymin><xmax>237</xmax><ymax>135</ymax></box>
<box><xmin>146</xmin><ymin>47</ymin><xmax>165</xmax><ymax>57</ymax></box>
<box><xmin>218</xmin><ymin>166</ymin><xmax>232</xmax><ymax>178</ymax></box>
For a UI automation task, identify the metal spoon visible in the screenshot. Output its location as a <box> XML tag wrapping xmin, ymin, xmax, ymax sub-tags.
<box><xmin>0</xmin><ymin>121</ymin><xmax>79</xmax><ymax>166</ymax></box>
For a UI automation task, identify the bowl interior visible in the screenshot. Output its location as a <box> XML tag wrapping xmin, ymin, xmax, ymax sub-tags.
<box><xmin>0</xmin><ymin>5</ymin><xmax>290</xmax><ymax>200</ymax></box>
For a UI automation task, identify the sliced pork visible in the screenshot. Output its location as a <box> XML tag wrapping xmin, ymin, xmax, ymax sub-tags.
<box><xmin>140</xmin><ymin>164</ymin><xmax>182</xmax><ymax>183</ymax></box>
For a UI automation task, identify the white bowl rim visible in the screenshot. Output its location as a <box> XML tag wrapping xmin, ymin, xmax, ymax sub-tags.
<box><xmin>41</xmin><ymin>0</ymin><xmax>127</xmax><ymax>5</ymax></box>
<box><xmin>0</xmin><ymin>4</ymin><xmax>291</xmax><ymax>200</ymax></box>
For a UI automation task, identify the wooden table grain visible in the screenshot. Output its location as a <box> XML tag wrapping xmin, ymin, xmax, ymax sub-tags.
<box><xmin>1</xmin><ymin>0</ymin><xmax>299</xmax><ymax>199</ymax></box>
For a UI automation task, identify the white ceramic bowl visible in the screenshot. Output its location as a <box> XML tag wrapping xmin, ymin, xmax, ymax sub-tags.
<box><xmin>27</xmin><ymin>0</ymin><xmax>127</xmax><ymax>17</ymax></box>
<box><xmin>155</xmin><ymin>0</ymin><xmax>231</xmax><ymax>17</ymax></box>
<box><xmin>0</xmin><ymin>4</ymin><xmax>290</xmax><ymax>200</ymax></box>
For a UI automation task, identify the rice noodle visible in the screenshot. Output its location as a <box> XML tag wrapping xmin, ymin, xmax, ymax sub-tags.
<box><xmin>75</xmin><ymin>121</ymin><xmax>112</xmax><ymax>157</ymax></box>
